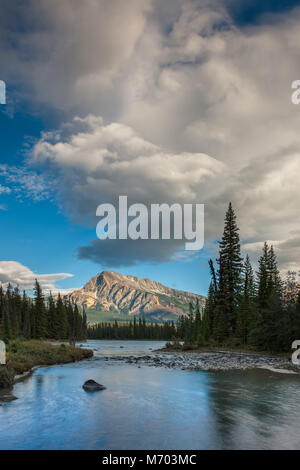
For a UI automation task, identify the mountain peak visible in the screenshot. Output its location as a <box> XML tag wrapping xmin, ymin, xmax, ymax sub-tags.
<box><xmin>66</xmin><ymin>271</ymin><xmax>206</xmax><ymax>323</ymax></box>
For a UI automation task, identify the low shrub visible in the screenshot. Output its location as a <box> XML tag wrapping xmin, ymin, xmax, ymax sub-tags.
<box><xmin>0</xmin><ymin>365</ymin><xmax>14</xmax><ymax>389</ymax></box>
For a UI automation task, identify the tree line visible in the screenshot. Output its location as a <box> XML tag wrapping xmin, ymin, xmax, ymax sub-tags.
<box><xmin>183</xmin><ymin>202</ymin><xmax>300</xmax><ymax>353</ymax></box>
<box><xmin>2</xmin><ymin>203</ymin><xmax>299</xmax><ymax>353</ymax></box>
<box><xmin>0</xmin><ymin>280</ymin><xmax>87</xmax><ymax>343</ymax></box>
<box><xmin>88</xmin><ymin>317</ymin><xmax>177</xmax><ymax>340</ymax></box>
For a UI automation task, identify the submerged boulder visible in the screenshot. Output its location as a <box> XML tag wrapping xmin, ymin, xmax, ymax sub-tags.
<box><xmin>82</xmin><ymin>379</ymin><xmax>106</xmax><ymax>392</ymax></box>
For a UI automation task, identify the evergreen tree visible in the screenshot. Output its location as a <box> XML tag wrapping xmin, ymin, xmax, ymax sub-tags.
<box><xmin>185</xmin><ymin>302</ymin><xmax>194</xmax><ymax>342</ymax></box>
<box><xmin>194</xmin><ymin>300</ymin><xmax>203</xmax><ymax>344</ymax></box>
<box><xmin>268</xmin><ymin>245</ymin><xmax>282</xmax><ymax>297</ymax></box>
<box><xmin>11</xmin><ymin>287</ymin><xmax>22</xmax><ymax>338</ymax></box>
<box><xmin>22</xmin><ymin>292</ymin><xmax>31</xmax><ymax>339</ymax></box>
<box><xmin>251</xmin><ymin>243</ymin><xmax>283</xmax><ymax>350</ymax></box>
<box><xmin>73</xmin><ymin>304</ymin><xmax>83</xmax><ymax>340</ymax></box>
<box><xmin>202</xmin><ymin>282</ymin><xmax>215</xmax><ymax>340</ymax></box>
<box><xmin>236</xmin><ymin>255</ymin><xmax>256</xmax><ymax>345</ymax></box>
<box><xmin>0</xmin><ymin>283</ymin><xmax>88</xmax><ymax>343</ymax></box>
<box><xmin>217</xmin><ymin>202</ymin><xmax>243</xmax><ymax>336</ymax></box>
<box><xmin>48</xmin><ymin>293</ymin><xmax>57</xmax><ymax>339</ymax></box>
<box><xmin>2</xmin><ymin>309</ymin><xmax>11</xmax><ymax>344</ymax></box>
<box><xmin>11</xmin><ymin>307</ymin><xmax>19</xmax><ymax>339</ymax></box>
<box><xmin>214</xmin><ymin>253</ymin><xmax>228</xmax><ymax>342</ymax></box>
<box><xmin>82</xmin><ymin>311</ymin><xmax>88</xmax><ymax>339</ymax></box>
<box><xmin>56</xmin><ymin>295</ymin><xmax>68</xmax><ymax>339</ymax></box>
<box><xmin>33</xmin><ymin>279</ymin><xmax>47</xmax><ymax>338</ymax></box>
<box><xmin>257</xmin><ymin>243</ymin><xmax>268</xmax><ymax>307</ymax></box>
<box><xmin>29</xmin><ymin>302</ymin><xmax>36</xmax><ymax>338</ymax></box>
<box><xmin>208</xmin><ymin>259</ymin><xmax>217</xmax><ymax>294</ymax></box>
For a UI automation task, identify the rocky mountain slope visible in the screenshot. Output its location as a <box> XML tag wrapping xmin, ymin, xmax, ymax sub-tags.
<box><xmin>64</xmin><ymin>271</ymin><xmax>206</xmax><ymax>322</ymax></box>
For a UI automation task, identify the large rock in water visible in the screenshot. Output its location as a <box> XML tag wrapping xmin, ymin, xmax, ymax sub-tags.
<box><xmin>82</xmin><ymin>379</ymin><xmax>106</xmax><ymax>392</ymax></box>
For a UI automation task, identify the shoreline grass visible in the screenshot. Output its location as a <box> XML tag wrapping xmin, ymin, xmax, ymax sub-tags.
<box><xmin>0</xmin><ymin>339</ymin><xmax>93</xmax><ymax>390</ymax></box>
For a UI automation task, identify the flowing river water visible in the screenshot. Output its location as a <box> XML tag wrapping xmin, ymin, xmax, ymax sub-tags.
<box><xmin>0</xmin><ymin>340</ymin><xmax>300</xmax><ymax>450</ymax></box>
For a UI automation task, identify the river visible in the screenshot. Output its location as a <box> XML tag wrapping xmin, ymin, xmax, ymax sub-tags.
<box><xmin>0</xmin><ymin>340</ymin><xmax>300</xmax><ymax>450</ymax></box>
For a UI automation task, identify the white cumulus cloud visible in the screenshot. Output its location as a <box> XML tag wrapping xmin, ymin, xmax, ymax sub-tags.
<box><xmin>2</xmin><ymin>0</ymin><xmax>300</xmax><ymax>269</ymax></box>
<box><xmin>0</xmin><ymin>261</ymin><xmax>76</xmax><ymax>294</ymax></box>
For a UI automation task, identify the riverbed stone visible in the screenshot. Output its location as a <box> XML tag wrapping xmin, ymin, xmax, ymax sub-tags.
<box><xmin>82</xmin><ymin>379</ymin><xmax>106</xmax><ymax>391</ymax></box>
<box><xmin>119</xmin><ymin>350</ymin><xmax>295</xmax><ymax>373</ymax></box>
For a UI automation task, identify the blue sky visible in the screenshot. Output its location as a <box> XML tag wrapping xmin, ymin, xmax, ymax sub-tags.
<box><xmin>1</xmin><ymin>0</ymin><xmax>300</xmax><ymax>296</ymax></box>
<box><xmin>0</xmin><ymin>103</ymin><xmax>211</xmax><ymax>294</ymax></box>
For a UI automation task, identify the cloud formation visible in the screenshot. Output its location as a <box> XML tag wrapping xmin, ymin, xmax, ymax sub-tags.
<box><xmin>0</xmin><ymin>261</ymin><xmax>75</xmax><ymax>294</ymax></box>
<box><xmin>0</xmin><ymin>0</ymin><xmax>152</xmax><ymax>113</ymax></box>
<box><xmin>3</xmin><ymin>0</ymin><xmax>300</xmax><ymax>269</ymax></box>
<box><xmin>32</xmin><ymin>115</ymin><xmax>223</xmax><ymax>214</ymax></box>
<box><xmin>0</xmin><ymin>164</ymin><xmax>50</xmax><ymax>201</ymax></box>
<box><xmin>31</xmin><ymin>116</ymin><xmax>223</xmax><ymax>264</ymax></box>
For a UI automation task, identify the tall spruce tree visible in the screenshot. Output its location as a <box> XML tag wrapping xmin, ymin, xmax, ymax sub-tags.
<box><xmin>217</xmin><ymin>203</ymin><xmax>243</xmax><ymax>336</ymax></box>
<box><xmin>236</xmin><ymin>255</ymin><xmax>255</xmax><ymax>345</ymax></box>
<box><xmin>56</xmin><ymin>294</ymin><xmax>68</xmax><ymax>339</ymax></box>
<box><xmin>268</xmin><ymin>245</ymin><xmax>282</xmax><ymax>297</ymax></box>
<box><xmin>73</xmin><ymin>304</ymin><xmax>82</xmax><ymax>340</ymax></box>
<box><xmin>251</xmin><ymin>243</ymin><xmax>283</xmax><ymax>350</ymax></box>
<box><xmin>48</xmin><ymin>293</ymin><xmax>57</xmax><ymax>338</ymax></box>
<box><xmin>202</xmin><ymin>282</ymin><xmax>215</xmax><ymax>340</ymax></box>
<box><xmin>29</xmin><ymin>302</ymin><xmax>36</xmax><ymax>338</ymax></box>
<box><xmin>194</xmin><ymin>300</ymin><xmax>203</xmax><ymax>344</ymax></box>
<box><xmin>22</xmin><ymin>291</ymin><xmax>31</xmax><ymax>339</ymax></box>
<box><xmin>82</xmin><ymin>309</ymin><xmax>88</xmax><ymax>339</ymax></box>
<box><xmin>34</xmin><ymin>279</ymin><xmax>48</xmax><ymax>338</ymax></box>
<box><xmin>257</xmin><ymin>242</ymin><xmax>271</xmax><ymax>309</ymax></box>
<box><xmin>214</xmin><ymin>253</ymin><xmax>228</xmax><ymax>342</ymax></box>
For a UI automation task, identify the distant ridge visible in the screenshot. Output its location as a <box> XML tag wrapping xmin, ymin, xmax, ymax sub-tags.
<box><xmin>63</xmin><ymin>271</ymin><xmax>206</xmax><ymax>322</ymax></box>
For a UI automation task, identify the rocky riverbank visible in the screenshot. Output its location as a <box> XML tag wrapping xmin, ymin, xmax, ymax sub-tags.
<box><xmin>104</xmin><ymin>349</ymin><xmax>299</xmax><ymax>373</ymax></box>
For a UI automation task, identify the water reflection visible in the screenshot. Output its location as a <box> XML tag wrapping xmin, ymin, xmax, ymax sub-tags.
<box><xmin>208</xmin><ymin>370</ymin><xmax>300</xmax><ymax>449</ymax></box>
<box><xmin>0</xmin><ymin>341</ymin><xmax>299</xmax><ymax>449</ymax></box>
